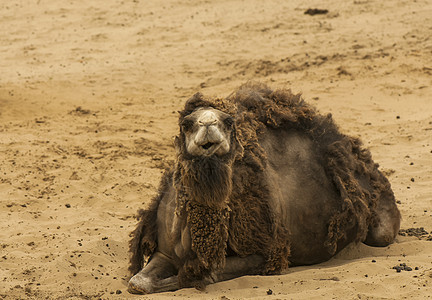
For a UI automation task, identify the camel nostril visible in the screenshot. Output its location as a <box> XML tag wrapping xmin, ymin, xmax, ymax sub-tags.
<box><xmin>202</xmin><ymin>142</ymin><xmax>214</xmax><ymax>150</ymax></box>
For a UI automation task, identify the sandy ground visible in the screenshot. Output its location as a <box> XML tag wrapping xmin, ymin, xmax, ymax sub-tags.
<box><xmin>1</xmin><ymin>0</ymin><xmax>431</xmax><ymax>299</ymax></box>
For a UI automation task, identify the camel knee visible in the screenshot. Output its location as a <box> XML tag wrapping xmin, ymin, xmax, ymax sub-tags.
<box><xmin>364</xmin><ymin>206</ymin><xmax>400</xmax><ymax>247</ymax></box>
<box><xmin>128</xmin><ymin>252</ymin><xmax>178</xmax><ymax>294</ymax></box>
<box><xmin>129</xmin><ymin>269</ymin><xmax>180</xmax><ymax>294</ymax></box>
<box><xmin>128</xmin><ymin>271</ymin><xmax>154</xmax><ymax>294</ymax></box>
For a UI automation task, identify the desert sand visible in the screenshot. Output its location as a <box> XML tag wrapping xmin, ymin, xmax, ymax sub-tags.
<box><xmin>1</xmin><ymin>0</ymin><xmax>431</xmax><ymax>299</ymax></box>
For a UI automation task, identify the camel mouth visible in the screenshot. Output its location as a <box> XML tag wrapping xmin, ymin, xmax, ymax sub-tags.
<box><xmin>201</xmin><ymin>142</ymin><xmax>215</xmax><ymax>150</ymax></box>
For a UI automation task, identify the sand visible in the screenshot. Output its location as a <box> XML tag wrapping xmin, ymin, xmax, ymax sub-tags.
<box><xmin>1</xmin><ymin>0</ymin><xmax>431</xmax><ymax>299</ymax></box>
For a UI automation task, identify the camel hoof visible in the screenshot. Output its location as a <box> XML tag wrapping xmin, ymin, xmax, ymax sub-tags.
<box><xmin>128</xmin><ymin>273</ymin><xmax>154</xmax><ymax>294</ymax></box>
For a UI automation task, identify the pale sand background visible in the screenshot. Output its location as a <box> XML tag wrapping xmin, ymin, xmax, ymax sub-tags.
<box><xmin>1</xmin><ymin>0</ymin><xmax>431</xmax><ymax>299</ymax></box>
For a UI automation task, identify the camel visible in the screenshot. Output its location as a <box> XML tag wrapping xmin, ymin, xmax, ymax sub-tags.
<box><xmin>128</xmin><ymin>82</ymin><xmax>401</xmax><ymax>294</ymax></box>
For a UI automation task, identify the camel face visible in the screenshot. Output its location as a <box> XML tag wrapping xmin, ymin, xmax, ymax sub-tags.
<box><xmin>181</xmin><ymin>107</ymin><xmax>233</xmax><ymax>157</ymax></box>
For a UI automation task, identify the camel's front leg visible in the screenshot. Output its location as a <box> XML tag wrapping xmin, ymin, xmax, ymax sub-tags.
<box><xmin>128</xmin><ymin>252</ymin><xmax>179</xmax><ymax>294</ymax></box>
<box><xmin>211</xmin><ymin>254</ymin><xmax>265</xmax><ymax>282</ymax></box>
<box><xmin>185</xmin><ymin>255</ymin><xmax>266</xmax><ymax>289</ymax></box>
<box><xmin>128</xmin><ymin>254</ymin><xmax>265</xmax><ymax>294</ymax></box>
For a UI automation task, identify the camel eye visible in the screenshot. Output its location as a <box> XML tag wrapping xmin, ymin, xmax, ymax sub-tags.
<box><xmin>223</xmin><ymin>117</ymin><xmax>234</xmax><ymax>129</ymax></box>
<box><xmin>181</xmin><ymin>119</ymin><xmax>195</xmax><ymax>132</ymax></box>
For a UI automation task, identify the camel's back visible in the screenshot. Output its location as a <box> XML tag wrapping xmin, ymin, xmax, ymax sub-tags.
<box><xmin>258</xmin><ymin>127</ymin><xmax>354</xmax><ymax>265</ymax></box>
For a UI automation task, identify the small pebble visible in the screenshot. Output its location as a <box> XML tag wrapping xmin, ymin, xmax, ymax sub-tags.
<box><xmin>116</xmin><ymin>290</ymin><xmax>122</xmax><ymax>294</ymax></box>
<box><xmin>266</xmin><ymin>289</ymin><xmax>273</xmax><ymax>295</ymax></box>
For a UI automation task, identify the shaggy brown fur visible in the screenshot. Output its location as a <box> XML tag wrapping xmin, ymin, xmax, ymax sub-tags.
<box><xmin>226</xmin><ymin>82</ymin><xmax>394</xmax><ymax>253</ymax></box>
<box><xmin>129</xmin><ymin>82</ymin><xmax>398</xmax><ymax>288</ymax></box>
<box><xmin>174</xmin><ymin>89</ymin><xmax>292</xmax><ymax>282</ymax></box>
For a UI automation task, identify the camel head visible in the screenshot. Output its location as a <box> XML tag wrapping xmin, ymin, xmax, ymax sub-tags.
<box><xmin>173</xmin><ymin>94</ymin><xmax>243</xmax><ymax>208</ymax></box>
<box><xmin>176</xmin><ymin>92</ymin><xmax>242</xmax><ymax>160</ymax></box>
<box><xmin>181</xmin><ymin>107</ymin><xmax>233</xmax><ymax>157</ymax></box>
